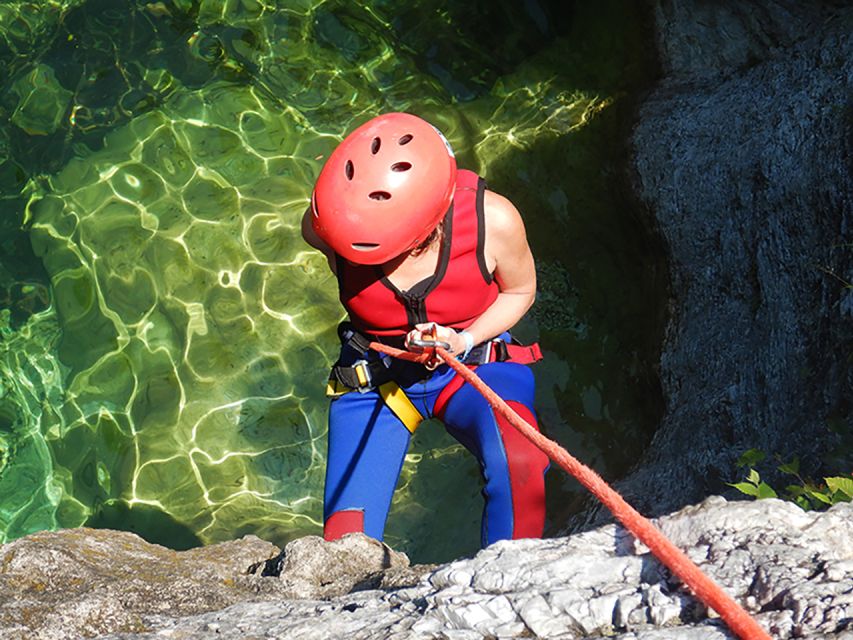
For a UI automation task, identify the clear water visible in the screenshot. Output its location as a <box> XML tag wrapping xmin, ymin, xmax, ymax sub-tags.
<box><xmin>0</xmin><ymin>0</ymin><xmax>665</xmax><ymax>563</ymax></box>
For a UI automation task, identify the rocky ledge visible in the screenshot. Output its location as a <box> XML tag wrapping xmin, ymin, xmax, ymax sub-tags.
<box><xmin>1</xmin><ymin>497</ymin><xmax>850</xmax><ymax>639</ymax></box>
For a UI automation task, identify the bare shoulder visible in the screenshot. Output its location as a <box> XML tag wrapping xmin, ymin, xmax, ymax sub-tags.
<box><xmin>483</xmin><ymin>189</ymin><xmax>526</xmax><ymax>237</ymax></box>
<box><xmin>482</xmin><ymin>189</ymin><xmax>532</xmax><ymax>274</ymax></box>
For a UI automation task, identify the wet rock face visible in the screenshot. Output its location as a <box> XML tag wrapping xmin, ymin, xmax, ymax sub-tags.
<box><xmin>652</xmin><ymin>0</ymin><xmax>850</xmax><ymax>80</ymax></box>
<box><xmin>619</xmin><ymin>0</ymin><xmax>853</xmax><ymax>516</ymax></box>
<box><xmin>0</xmin><ymin>498</ymin><xmax>844</xmax><ymax>639</ymax></box>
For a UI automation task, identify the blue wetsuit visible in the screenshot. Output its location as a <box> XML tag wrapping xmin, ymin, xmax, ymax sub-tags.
<box><xmin>324</xmin><ymin>338</ymin><xmax>549</xmax><ymax>546</ymax></box>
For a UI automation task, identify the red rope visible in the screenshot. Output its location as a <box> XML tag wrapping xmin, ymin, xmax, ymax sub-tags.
<box><xmin>369</xmin><ymin>340</ymin><xmax>771</xmax><ymax>640</ymax></box>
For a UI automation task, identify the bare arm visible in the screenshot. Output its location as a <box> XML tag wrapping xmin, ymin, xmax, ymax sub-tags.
<box><xmin>464</xmin><ymin>189</ymin><xmax>536</xmax><ymax>342</ymax></box>
<box><xmin>408</xmin><ymin>189</ymin><xmax>536</xmax><ymax>353</ymax></box>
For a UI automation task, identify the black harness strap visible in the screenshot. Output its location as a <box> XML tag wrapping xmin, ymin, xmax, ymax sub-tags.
<box><xmin>330</xmin><ymin>323</ymin><xmax>542</xmax><ymax>392</ymax></box>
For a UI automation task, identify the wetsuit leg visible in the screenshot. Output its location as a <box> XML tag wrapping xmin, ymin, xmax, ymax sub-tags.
<box><xmin>434</xmin><ymin>362</ymin><xmax>549</xmax><ymax>546</ymax></box>
<box><xmin>323</xmin><ymin>390</ymin><xmax>410</xmax><ymax>541</ymax></box>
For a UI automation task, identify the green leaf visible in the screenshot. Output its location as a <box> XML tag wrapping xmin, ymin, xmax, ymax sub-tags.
<box><xmin>737</xmin><ymin>448</ymin><xmax>766</xmax><ymax>468</ymax></box>
<box><xmin>795</xmin><ymin>496</ymin><xmax>812</xmax><ymax>511</ymax></box>
<box><xmin>825</xmin><ymin>477</ymin><xmax>853</xmax><ymax>499</ymax></box>
<box><xmin>747</xmin><ymin>468</ymin><xmax>761</xmax><ymax>485</ymax></box>
<box><xmin>728</xmin><ymin>481</ymin><xmax>760</xmax><ymax>497</ymax></box>
<box><xmin>829</xmin><ymin>490</ymin><xmax>852</xmax><ymax>504</ymax></box>
<box><xmin>784</xmin><ymin>484</ymin><xmax>806</xmax><ymax>497</ymax></box>
<box><xmin>756</xmin><ymin>482</ymin><xmax>778</xmax><ymax>499</ymax></box>
<box><xmin>777</xmin><ymin>456</ymin><xmax>800</xmax><ymax>476</ymax></box>
<box><xmin>807</xmin><ymin>490</ymin><xmax>832</xmax><ymax>505</ymax></box>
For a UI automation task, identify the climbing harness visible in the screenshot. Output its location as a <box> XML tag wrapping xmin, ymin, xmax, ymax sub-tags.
<box><xmin>327</xmin><ymin>323</ymin><xmax>542</xmax><ymax>432</ymax></box>
<box><xmin>366</xmin><ymin>336</ymin><xmax>772</xmax><ymax>640</ymax></box>
<box><xmin>329</xmin><ymin>324</ymin><xmax>542</xmax><ymax>389</ymax></box>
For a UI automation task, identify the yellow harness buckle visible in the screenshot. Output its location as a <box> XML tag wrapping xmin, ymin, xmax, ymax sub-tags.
<box><xmin>354</xmin><ymin>360</ymin><xmax>371</xmax><ymax>387</ymax></box>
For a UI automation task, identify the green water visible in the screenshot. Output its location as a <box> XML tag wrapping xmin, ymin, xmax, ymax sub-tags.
<box><xmin>0</xmin><ymin>0</ymin><xmax>664</xmax><ymax>562</ymax></box>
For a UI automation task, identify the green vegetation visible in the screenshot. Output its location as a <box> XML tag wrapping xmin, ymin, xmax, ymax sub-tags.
<box><xmin>730</xmin><ymin>448</ymin><xmax>853</xmax><ymax>510</ymax></box>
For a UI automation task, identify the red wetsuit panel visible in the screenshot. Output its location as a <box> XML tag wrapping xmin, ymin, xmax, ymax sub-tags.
<box><xmin>324</xmin><ymin>509</ymin><xmax>364</xmax><ymax>541</ymax></box>
<box><xmin>337</xmin><ymin>170</ymin><xmax>499</xmax><ymax>337</ymax></box>
<box><xmin>498</xmin><ymin>401</ymin><xmax>549</xmax><ymax>539</ymax></box>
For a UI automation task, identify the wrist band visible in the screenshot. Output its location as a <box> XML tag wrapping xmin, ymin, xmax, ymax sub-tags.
<box><xmin>458</xmin><ymin>330</ymin><xmax>474</xmax><ymax>360</ymax></box>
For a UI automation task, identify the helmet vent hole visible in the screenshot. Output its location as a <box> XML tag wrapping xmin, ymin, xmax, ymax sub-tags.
<box><xmin>391</xmin><ymin>162</ymin><xmax>412</xmax><ymax>172</ymax></box>
<box><xmin>398</xmin><ymin>134</ymin><xmax>413</xmax><ymax>145</ymax></box>
<box><xmin>369</xmin><ymin>191</ymin><xmax>391</xmax><ymax>201</ymax></box>
<box><xmin>345</xmin><ymin>160</ymin><xmax>354</xmax><ymax>180</ymax></box>
<box><xmin>371</xmin><ymin>137</ymin><xmax>381</xmax><ymax>154</ymax></box>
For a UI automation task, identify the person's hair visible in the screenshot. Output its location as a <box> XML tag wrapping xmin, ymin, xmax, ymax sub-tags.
<box><xmin>410</xmin><ymin>218</ymin><xmax>445</xmax><ymax>256</ymax></box>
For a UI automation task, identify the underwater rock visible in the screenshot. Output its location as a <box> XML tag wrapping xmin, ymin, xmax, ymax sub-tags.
<box><xmin>9</xmin><ymin>63</ymin><xmax>73</xmax><ymax>136</ymax></box>
<box><xmin>0</xmin><ymin>497</ymin><xmax>844</xmax><ymax>639</ymax></box>
<box><xmin>22</xmin><ymin>88</ymin><xmax>344</xmax><ymax>548</ymax></box>
<box><xmin>613</xmin><ymin>0</ymin><xmax>853</xmax><ymax>518</ymax></box>
<box><xmin>0</xmin><ymin>1</ymin><xmax>87</xmax><ymax>66</ymax></box>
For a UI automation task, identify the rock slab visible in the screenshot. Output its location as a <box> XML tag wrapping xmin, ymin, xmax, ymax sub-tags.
<box><xmin>0</xmin><ymin>527</ymin><xmax>423</xmax><ymax>639</ymax></box>
<box><xmin>1</xmin><ymin>498</ymin><xmax>849</xmax><ymax>639</ymax></box>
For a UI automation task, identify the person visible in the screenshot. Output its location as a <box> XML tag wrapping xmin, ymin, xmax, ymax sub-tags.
<box><xmin>302</xmin><ymin>112</ymin><xmax>549</xmax><ymax>547</ymax></box>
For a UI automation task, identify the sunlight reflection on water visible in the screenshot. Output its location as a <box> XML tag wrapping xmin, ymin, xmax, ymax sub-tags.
<box><xmin>0</xmin><ymin>0</ymin><xmax>664</xmax><ymax>563</ymax></box>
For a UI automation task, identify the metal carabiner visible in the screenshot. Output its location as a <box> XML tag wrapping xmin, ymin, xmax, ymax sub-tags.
<box><xmin>408</xmin><ymin>336</ymin><xmax>452</xmax><ymax>351</ymax></box>
<box><xmin>408</xmin><ymin>323</ymin><xmax>451</xmax><ymax>370</ymax></box>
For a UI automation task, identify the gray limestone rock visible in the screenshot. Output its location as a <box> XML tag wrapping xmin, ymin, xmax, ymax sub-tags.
<box><xmin>0</xmin><ymin>527</ymin><xmax>281</xmax><ymax>639</ymax></box>
<box><xmin>252</xmin><ymin>532</ymin><xmax>420</xmax><ymax>598</ymax></box>
<box><xmin>16</xmin><ymin>497</ymin><xmax>841</xmax><ymax>640</ymax></box>
<box><xmin>651</xmin><ymin>0</ymin><xmax>849</xmax><ymax>81</ymax></box>
<box><xmin>0</xmin><ymin>528</ymin><xmax>426</xmax><ymax>639</ymax></box>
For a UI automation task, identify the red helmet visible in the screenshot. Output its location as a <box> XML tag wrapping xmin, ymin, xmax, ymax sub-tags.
<box><xmin>311</xmin><ymin>112</ymin><xmax>457</xmax><ymax>265</ymax></box>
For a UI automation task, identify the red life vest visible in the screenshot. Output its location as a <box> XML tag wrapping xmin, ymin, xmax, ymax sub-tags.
<box><xmin>337</xmin><ymin>170</ymin><xmax>499</xmax><ymax>337</ymax></box>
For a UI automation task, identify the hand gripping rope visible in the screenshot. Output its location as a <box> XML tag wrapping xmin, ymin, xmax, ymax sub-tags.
<box><xmin>369</xmin><ymin>338</ymin><xmax>772</xmax><ymax>640</ymax></box>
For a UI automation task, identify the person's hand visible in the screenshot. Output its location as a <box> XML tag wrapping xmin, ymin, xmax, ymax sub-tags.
<box><xmin>405</xmin><ymin>323</ymin><xmax>467</xmax><ymax>356</ymax></box>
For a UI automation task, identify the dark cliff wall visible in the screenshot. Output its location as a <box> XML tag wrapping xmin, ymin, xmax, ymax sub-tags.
<box><xmin>615</xmin><ymin>0</ymin><xmax>852</xmax><ymax>516</ymax></box>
